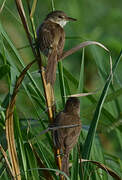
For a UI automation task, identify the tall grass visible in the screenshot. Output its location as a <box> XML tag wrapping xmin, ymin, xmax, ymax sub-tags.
<box><xmin>0</xmin><ymin>1</ymin><xmax>122</xmax><ymax>180</ymax></box>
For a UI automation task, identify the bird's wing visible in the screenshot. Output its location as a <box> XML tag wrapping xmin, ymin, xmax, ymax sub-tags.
<box><xmin>46</xmin><ymin>47</ymin><xmax>57</xmax><ymax>85</ymax></box>
<box><xmin>53</xmin><ymin>112</ymin><xmax>64</xmax><ymax>149</ymax></box>
<box><xmin>53</xmin><ymin>112</ymin><xmax>81</xmax><ymax>150</ymax></box>
<box><xmin>36</xmin><ymin>22</ymin><xmax>54</xmax><ymax>55</ymax></box>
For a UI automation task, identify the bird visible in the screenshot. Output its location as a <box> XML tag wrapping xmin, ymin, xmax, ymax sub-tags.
<box><xmin>36</xmin><ymin>10</ymin><xmax>76</xmax><ymax>86</ymax></box>
<box><xmin>52</xmin><ymin>97</ymin><xmax>81</xmax><ymax>177</ymax></box>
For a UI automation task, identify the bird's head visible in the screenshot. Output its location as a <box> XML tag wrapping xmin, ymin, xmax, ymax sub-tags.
<box><xmin>45</xmin><ymin>10</ymin><xmax>76</xmax><ymax>27</ymax></box>
<box><xmin>64</xmin><ymin>97</ymin><xmax>80</xmax><ymax>114</ymax></box>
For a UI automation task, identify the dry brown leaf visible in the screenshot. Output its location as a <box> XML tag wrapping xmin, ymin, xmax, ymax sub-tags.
<box><xmin>60</xmin><ymin>41</ymin><xmax>109</xmax><ymax>60</ymax></box>
<box><xmin>6</xmin><ymin>60</ymin><xmax>36</xmax><ymax>180</ymax></box>
<box><xmin>81</xmin><ymin>159</ymin><xmax>121</xmax><ymax>180</ymax></box>
<box><xmin>0</xmin><ymin>145</ymin><xmax>14</xmax><ymax>178</ymax></box>
<box><xmin>15</xmin><ymin>0</ymin><xmax>35</xmax><ymax>55</ymax></box>
<box><xmin>66</xmin><ymin>91</ymin><xmax>98</xmax><ymax>97</ymax></box>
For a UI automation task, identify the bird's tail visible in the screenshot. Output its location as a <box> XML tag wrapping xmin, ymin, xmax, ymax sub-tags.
<box><xmin>46</xmin><ymin>49</ymin><xmax>57</xmax><ymax>86</ymax></box>
<box><xmin>61</xmin><ymin>153</ymin><xmax>69</xmax><ymax>177</ymax></box>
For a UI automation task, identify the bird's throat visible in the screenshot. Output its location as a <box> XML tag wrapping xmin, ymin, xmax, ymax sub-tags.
<box><xmin>50</xmin><ymin>19</ymin><xmax>68</xmax><ymax>27</ymax></box>
<box><xmin>57</xmin><ymin>20</ymin><xmax>68</xmax><ymax>27</ymax></box>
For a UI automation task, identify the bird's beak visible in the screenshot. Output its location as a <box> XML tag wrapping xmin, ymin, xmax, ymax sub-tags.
<box><xmin>67</xmin><ymin>16</ymin><xmax>77</xmax><ymax>21</ymax></box>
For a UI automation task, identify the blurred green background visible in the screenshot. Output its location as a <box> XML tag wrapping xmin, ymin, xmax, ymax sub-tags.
<box><xmin>1</xmin><ymin>0</ymin><xmax>122</xmax><ymax>89</ymax></box>
<box><xmin>0</xmin><ymin>0</ymin><xmax>122</xmax><ymax>178</ymax></box>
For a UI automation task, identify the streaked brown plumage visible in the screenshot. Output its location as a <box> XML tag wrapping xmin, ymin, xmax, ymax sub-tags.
<box><xmin>53</xmin><ymin>97</ymin><xmax>81</xmax><ymax>176</ymax></box>
<box><xmin>36</xmin><ymin>11</ymin><xmax>76</xmax><ymax>86</ymax></box>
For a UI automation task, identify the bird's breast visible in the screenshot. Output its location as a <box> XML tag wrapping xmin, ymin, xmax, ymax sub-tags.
<box><xmin>37</xmin><ymin>21</ymin><xmax>65</xmax><ymax>58</ymax></box>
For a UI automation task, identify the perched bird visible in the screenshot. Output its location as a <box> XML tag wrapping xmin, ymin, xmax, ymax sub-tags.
<box><xmin>53</xmin><ymin>97</ymin><xmax>81</xmax><ymax>176</ymax></box>
<box><xmin>36</xmin><ymin>10</ymin><xmax>76</xmax><ymax>86</ymax></box>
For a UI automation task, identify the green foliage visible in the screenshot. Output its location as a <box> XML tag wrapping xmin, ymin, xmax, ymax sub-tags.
<box><xmin>0</xmin><ymin>0</ymin><xmax>122</xmax><ymax>180</ymax></box>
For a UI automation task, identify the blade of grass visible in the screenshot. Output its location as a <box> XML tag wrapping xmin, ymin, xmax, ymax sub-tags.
<box><xmin>26</xmin><ymin>144</ymin><xmax>40</xmax><ymax>180</ymax></box>
<box><xmin>29</xmin><ymin>142</ymin><xmax>54</xmax><ymax>180</ymax></box>
<box><xmin>82</xmin><ymin>51</ymin><xmax>122</xmax><ymax>175</ymax></box>
<box><xmin>0</xmin><ymin>22</ymin><xmax>45</xmax><ymax>102</ymax></box>
<box><xmin>13</xmin><ymin>109</ymin><xmax>28</xmax><ymax>180</ymax></box>
<box><xmin>71</xmin><ymin>146</ymin><xmax>79</xmax><ymax>180</ymax></box>
<box><xmin>63</xmin><ymin>67</ymin><xmax>78</xmax><ymax>88</ymax></box>
<box><xmin>64</xmin><ymin>77</ymin><xmax>71</xmax><ymax>95</ymax></box>
<box><xmin>5</xmin><ymin>60</ymin><xmax>36</xmax><ymax>180</ymax></box>
<box><xmin>58</xmin><ymin>61</ymin><xmax>66</xmax><ymax>106</ymax></box>
<box><xmin>63</xmin><ymin>66</ymin><xmax>118</xmax><ymax>125</ymax></box>
<box><xmin>77</xmin><ymin>48</ymin><xmax>85</xmax><ymax>114</ymax></box>
<box><xmin>0</xmin><ymin>145</ymin><xmax>14</xmax><ymax>178</ymax></box>
<box><xmin>0</xmin><ymin>64</ymin><xmax>10</xmax><ymax>79</ymax></box>
<box><xmin>77</xmin><ymin>48</ymin><xmax>85</xmax><ymax>93</ymax></box>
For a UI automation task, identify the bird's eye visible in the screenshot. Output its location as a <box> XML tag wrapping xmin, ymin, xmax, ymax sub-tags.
<box><xmin>58</xmin><ymin>15</ymin><xmax>62</xmax><ymax>18</ymax></box>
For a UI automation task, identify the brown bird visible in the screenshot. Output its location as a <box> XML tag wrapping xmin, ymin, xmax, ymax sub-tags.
<box><xmin>36</xmin><ymin>10</ymin><xmax>76</xmax><ymax>86</ymax></box>
<box><xmin>53</xmin><ymin>97</ymin><xmax>81</xmax><ymax>177</ymax></box>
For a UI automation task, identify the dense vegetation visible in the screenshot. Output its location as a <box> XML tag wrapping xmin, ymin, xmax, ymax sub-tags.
<box><xmin>0</xmin><ymin>0</ymin><xmax>122</xmax><ymax>179</ymax></box>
